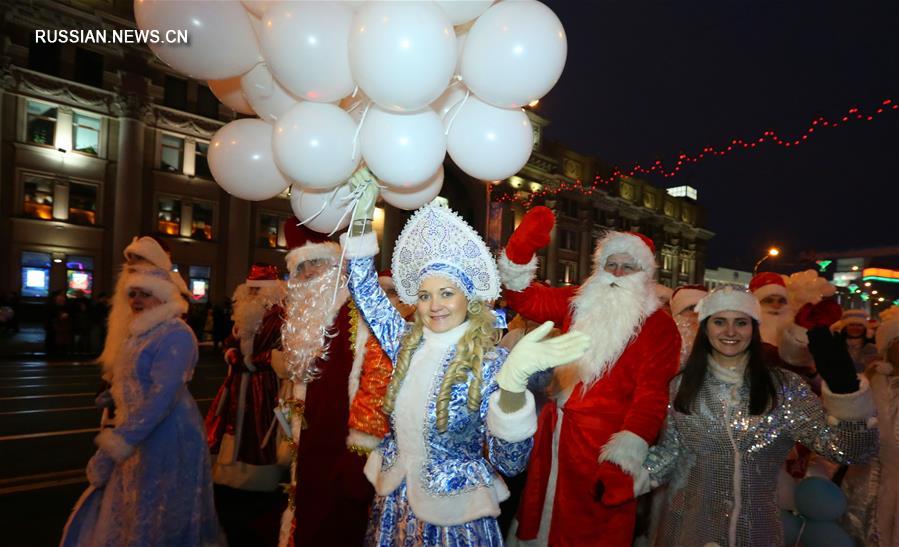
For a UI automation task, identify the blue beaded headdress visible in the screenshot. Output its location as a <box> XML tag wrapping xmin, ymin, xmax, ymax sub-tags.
<box><xmin>391</xmin><ymin>203</ymin><xmax>501</xmax><ymax>306</ymax></box>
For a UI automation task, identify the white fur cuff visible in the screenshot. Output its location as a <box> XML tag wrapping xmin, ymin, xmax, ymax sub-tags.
<box><xmin>346</xmin><ymin>429</ymin><xmax>382</xmax><ymax>453</ymax></box>
<box><xmin>339</xmin><ymin>231</ymin><xmax>379</xmax><ymax>259</ymax></box>
<box><xmin>822</xmin><ymin>374</ymin><xmax>876</xmax><ymax>423</ymax></box>
<box><xmin>497</xmin><ymin>252</ymin><xmax>538</xmax><ymax>292</ymax></box>
<box><xmin>599</xmin><ymin>430</ymin><xmax>649</xmax><ymax>477</ymax></box>
<box><xmin>95</xmin><ymin>429</ymin><xmax>135</xmax><ymax>463</ymax></box>
<box><xmin>486</xmin><ymin>390</ymin><xmax>537</xmax><ymax>443</ymax></box>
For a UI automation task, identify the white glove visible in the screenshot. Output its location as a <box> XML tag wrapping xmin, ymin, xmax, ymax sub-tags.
<box><xmin>496</xmin><ymin>321</ymin><xmax>590</xmax><ymax>393</ymax></box>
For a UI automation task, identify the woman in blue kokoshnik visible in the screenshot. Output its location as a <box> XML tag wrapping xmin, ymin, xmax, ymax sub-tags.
<box><xmin>339</xmin><ymin>171</ymin><xmax>589</xmax><ymax>546</ymax></box>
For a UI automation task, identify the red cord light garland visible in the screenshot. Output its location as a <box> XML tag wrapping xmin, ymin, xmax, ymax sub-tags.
<box><xmin>498</xmin><ymin>98</ymin><xmax>897</xmax><ymax>208</ymax></box>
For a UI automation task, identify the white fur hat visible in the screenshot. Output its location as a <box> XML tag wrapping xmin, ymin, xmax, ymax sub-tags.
<box><xmin>696</xmin><ymin>286</ymin><xmax>761</xmax><ymax>322</ymax></box>
<box><xmin>876</xmin><ymin>319</ymin><xmax>899</xmax><ymax>356</ymax></box>
<box><xmin>123</xmin><ymin>236</ymin><xmax>172</xmax><ymax>271</ymax></box>
<box><xmin>594</xmin><ymin>231</ymin><xmax>657</xmax><ymax>274</ymax></box>
<box><xmin>124</xmin><ymin>267</ymin><xmax>187</xmax><ymax>311</ymax></box>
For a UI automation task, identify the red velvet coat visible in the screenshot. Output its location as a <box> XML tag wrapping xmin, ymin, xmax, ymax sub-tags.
<box><xmin>206</xmin><ymin>304</ymin><xmax>283</xmax><ymax>465</ymax></box>
<box><xmin>293</xmin><ymin>302</ymin><xmax>374</xmax><ymax>547</ymax></box>
<box><xmin>505</xmin><ymin>284</ymin><xmax>680</xmax><ymax>546</ymax></box>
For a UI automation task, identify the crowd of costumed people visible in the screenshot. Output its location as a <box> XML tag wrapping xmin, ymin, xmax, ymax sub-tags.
<box><xmin>55</xmin><ymin>1</ymin><xmax>898</xmax><ymax>546</ymax></box>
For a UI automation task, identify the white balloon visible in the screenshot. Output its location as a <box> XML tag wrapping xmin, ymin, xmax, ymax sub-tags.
<box><xmin>272</xmin><ymin>102</ymin><xmax>360</xmax><ymax>191</ymax></box>
<box><xmin>240</xmin><ymin>63</ymin><xmax>302</xmax><ymax>122</ymax></box>
<box><xmin>461</xmin><ymin>0</ymin><xmax>567</xmax><ymax>108</ymax></box>
<box><xmin>134</xmin><ymin>0</ymin><xmax>261</xmax><ymax>80</ymax></box>
<box><xmin>289</xmin><ymin>183</ymin><xmax>355</xmax><ymax>234</ymax></box>
<box><xmin>209</xmin><ymin>119</ymin><xmax>290</xmax><ymax>201</ymax></box>
<box><xmin>361</xmin><ymin>106</ymin><xmax>446</xmax><ymax>189</ymax></box>
<box><xmin>241</xmin><ymin>0</ymin><xmax>268</xmax><ymax>18</ymax></box>
<box><xmin>435</xmin><ymin>0</ymin><xmax>494</xmax><ymax>25</ymax></box>
<box><xmin>454</xmin><ymin>27</ymin><xmax>468</xmax><ymax>74</ymax></box>
<box><xmin>260</xmin><ymin>2</ymin><xmax>355</xmax><ymax>103</ymax></box>
<box><xmin>349</xmin><ymin>2</ymin><xmax>457</xmax><ymax>112</ymax></box>
<box><xmin>431</xmin><ymin>82</ymin><xmax>468</xmax><ymax>120</ymax></box>
<box><xmin>381</xmin><ymin>167</ymin><xmax>444</xmax><ymax>210</ymax></box>
<box><xmin>208</xmin><ymin>77</ymin><xmax>254</xmax><ymax>115</ymax></box>
<box><xmin>446</xmin><ymin>96</ymin><xmax>533</xmax><ymax>181</ymax></box>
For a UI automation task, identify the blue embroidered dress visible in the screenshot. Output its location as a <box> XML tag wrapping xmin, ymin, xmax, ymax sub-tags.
<box><xmin>346</xmin><ymin>252</ymin><xmax>537</xmax><ymax>546</ymax></box>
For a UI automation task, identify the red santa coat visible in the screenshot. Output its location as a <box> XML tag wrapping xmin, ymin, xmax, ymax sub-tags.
<box><xmin>293</xmin><ymin>302</ymin><xmax>374</xmax><ymax>547</ymax></box>
<box><xmin>206</xmin><ymin>304</ymin><xmax>283</xmax><ymax>465</ymax></box>
<box><xmin>505</xmin><ymin>283</ymin><xmax>680</xmax><ymax>546</ymax></box>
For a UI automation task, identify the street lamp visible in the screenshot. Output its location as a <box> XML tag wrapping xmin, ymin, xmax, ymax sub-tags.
<box><xmin>753</xmin><ymin>247</ymin><xmax>781</xmax><ymax>275</ymax></box>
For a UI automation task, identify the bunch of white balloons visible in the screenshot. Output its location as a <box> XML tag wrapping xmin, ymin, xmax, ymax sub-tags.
<box><xmin>135</xmin><ymin>0</ymin><xmax>567</xmax><ymax>233</ymax></box>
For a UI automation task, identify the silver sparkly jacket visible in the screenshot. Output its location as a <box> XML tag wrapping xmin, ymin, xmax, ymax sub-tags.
<box><xmin>645</xmin><ymin>367</ymin><xmax>878</xmax><ymax>547</ymax></box>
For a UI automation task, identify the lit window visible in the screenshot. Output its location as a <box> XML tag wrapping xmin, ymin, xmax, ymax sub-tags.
<box><xmin>680</xmin><ymin>258</ymin><xmax>691</xmax><ymax>275</ymax></box>
<box><xmin>191</xmin><ymin>201</ymin><xmax>214</xmax><ymax>241</ymax></box>
<box><xmin>194</xmin><ymin>142</ymin><xmax>212</xmax><ymax>179</ymax></box>
<box><xmin>160</xmin><ymin>134</ymin><xmax>184</xmax><ymax>172</ymax></box>
<box><xmin>559</xmin><ymin>260</ymin><xmax>578</xmax><ymax>285</ymax></box>
<box><xmin>23</xmin><ymin>174</ymin><xmax>54</xmax><ymax>220</ymax></box>
<box><xmin>21</xmin><ymin>251</ymin><xmax>52</xmax><ymax>298</ymax></box>
<box><xmin>189</xmin><ymin>265</ymin><xmax>211</xmax><ymax>303</ymax></box>
<box><xmin>157</xmin><ymin>196</ymin><xmax>182</xmax><ymax>235</ymax></box>
<box><xmin>27</xmin><ymin>101</ymin><xmax>57</xmax><ymax>146</ymax></box>
<box><xmin>559</xmin><ymin>229</ymin><xmax>578</xmax><ymax>251</ymax></box>
<box><xmin>66</xmin><ymin>255</ymin><xmax>94</xmax><ymax>298</ymax></box>
<box><xmin>68</xmin><ymin>182</ymin><xmax>98</xmax><ymax>225</ymax></box>
<box><xmin>259</xmin><ymin>213</ymin><xmax>286</xmax><ymax>248</ymax></box>
<box><xmin>662</xmin><ymin>254</ymin><xmax>673</xmax><ymax>272</ymax></box>
<box><xmin>73</xmin><ymin>112</ymin><xmax>101</xmax><ymax>155</ymax></box>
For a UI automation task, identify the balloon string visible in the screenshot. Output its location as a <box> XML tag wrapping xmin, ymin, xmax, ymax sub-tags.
<box><xmin>351</xmin><ymin>101</ymin><xmax>373</xmax><ymax>161</ymax></box>
<box><xmin>295</xmin><ymin>186</ymin><xmax>341</xmax><ymax>227</ymax></box>
<box><xmin>794</xmin><ymin>515</ymin><xmax>806</xmax><ymax>547</ymax></box>
<box><xmin>444</xmin><ymin>89</ymin><xmax>470</xmax><ymax>136</ymax></box>
<box><xmin>351</xmin><ymin>85</ymin><xmax>359</xmax><ymax>99</ymax></box>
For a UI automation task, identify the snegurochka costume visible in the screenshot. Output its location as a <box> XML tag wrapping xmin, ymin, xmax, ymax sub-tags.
<box><xmin>340</xmin><ymin>200</ymin><xmax>588</xmax><ymax>546</ymax></box>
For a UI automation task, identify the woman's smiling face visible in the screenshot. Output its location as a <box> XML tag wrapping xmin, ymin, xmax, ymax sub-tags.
<box><xmin>416</xmin><ymin>276</ymin><xmax>468</xmax><ymax>333</ymax></box>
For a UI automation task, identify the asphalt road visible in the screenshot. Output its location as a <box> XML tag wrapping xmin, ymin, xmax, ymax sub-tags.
<box><xmin>0</xmin><ymin>350</ymin><xmax>225</xmax><ymax>546</ymax></box>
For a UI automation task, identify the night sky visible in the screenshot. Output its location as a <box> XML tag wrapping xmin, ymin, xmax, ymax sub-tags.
<box><xmin>538</xmin><ymin>0</ymin><xmax>898</xmax><ymax>271</ymax></box>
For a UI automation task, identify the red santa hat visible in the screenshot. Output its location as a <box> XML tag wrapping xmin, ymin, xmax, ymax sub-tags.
<box><xmin>594</xmin><ymin>231</ymin><xmax>657</xmax><ymax>273</ymax></box>
<box><xmin>123</xmin><ymin>235</ymin><xmax>172</xmax><ymax>271</ymax></box>
<box><xmin>749</xmin><ymin>271</ymin><xmax>788</xmax><ymax>301</ymax></box>
<box><xmin>378</xmin><ymin>269</ymin><xmax>395</xmax><ymax>290</ymax></box>
<box><xmin>696</xmin><ymin>286</ymin><xmax>761</xmax><ymax>322</ymax></box>
<box><xmin>246</xmin><ymin>262</ymin><xmax>281</xmax><ymax>287</ymax></box>
<box><xmin>284</xmin><ymin>216</ymin><xmax>341</xmax><ymax>275</ymax></box>
<box><xmin>671</xmin><ymin>284</ymin><xmax>709</xmax><ymax>316</ymax></box>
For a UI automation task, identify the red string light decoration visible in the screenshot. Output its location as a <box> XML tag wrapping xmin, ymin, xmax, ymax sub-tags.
<box><xmin>498</xmin><ymin>98</ymin><xmax>897</xmax><ymax>208</ymax></box>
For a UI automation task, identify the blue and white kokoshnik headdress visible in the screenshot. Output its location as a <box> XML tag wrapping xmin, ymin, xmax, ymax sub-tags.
<box><xmin>391</xmin><ymin>203</ymin><xmax>501</xmax><ymax>307</ymax></box>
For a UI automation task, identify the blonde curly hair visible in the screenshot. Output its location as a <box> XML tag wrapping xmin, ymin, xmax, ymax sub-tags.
<box><xmin>383</xmin><ymin>300</ymin><xmax>499</xmax><ymax>432</ymax></box>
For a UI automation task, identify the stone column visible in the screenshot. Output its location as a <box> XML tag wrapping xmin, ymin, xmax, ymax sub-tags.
<box><xmin>111</xmin><ymin>95</ymin><xmax>149</xmax><ymax>260</ymax></box>
<box><xmin>224</xmin><ymin>195</ymin><xmax>251</xmax><ymax>296</ymax></box>
<box><xmin>544</xmin><ymin>199</ymin><xmax>559</xmax><ymax>286</ymax></box>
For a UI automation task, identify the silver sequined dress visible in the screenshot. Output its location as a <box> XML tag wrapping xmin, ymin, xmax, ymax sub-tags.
<box><xmin>645</xmin><ymin>362</ymin><xmax>877</xmax><ymax>547</ymax></box>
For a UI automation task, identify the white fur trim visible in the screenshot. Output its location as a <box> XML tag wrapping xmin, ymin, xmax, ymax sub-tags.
<box><xmin>599</xmin><ymin>430</ymin><xmax>649</xmax><ymax>478</ymax></box>
<box><xmin>821</xmin><ymin>374</ymin><xmax>876</xmax><ymax>423</ymax></box>
<box><xmin>95</xmin><ymin>429</ymin><xmax>135</xmax><ymax>462</ymax></box>
<box><xmin>696</xmin><ymin>287</ymin><xmax>761</xmax><ymax>322</ymax></box>
<box><xmin>128</xmin><ymin>301</ymin><xmax>188</xmax><ymax>336</ymax></box>
<box><xmin>486</xmin><ymin>390</ymin><xmax>537</xmax><ymax>443</ymax></box>
<box><xmin>270</xmin><ymin>349</ymin><xmax>289</xmax><ymax>379</ymax></box>
<box><xmin>212</xmin><ymin>434</ymin><xmax>283</xmax><ymax>491</ymax></box>
<box><xmin>123</xmin><ymin>236</ymin><xmax>171</xmax><ymax>271</ymax></box>
<box><xmin>671</xmin><ymin>288</ymin><xmax>708</xmax><ymax>316</ymax></box>
<box><xmin>348</xmin><ymin>321</ymin><xmax>370</xmax><ymax>406</ymax></box>
<box><xmin>339</xmin><ymin>231</ymin><xmax>379</xmax><ymax>259</ymax></box>
<box><xmin>346</xmin><ymin>429</ymin><xmax>381</xmax><ymax>452</ymax></box>
<box><xmin>596</xmin><ymin>232</ymin><xmax>656</xmax><ymax>274</ymax></box>
<box><xmin>876</xmin><ymin>319</ymin><xmax>899</xmax><ymax>355</ymax></box>
<box><xmin>124</xmin><ymin>269</ymin><xmax>182</xmax><ymax>304</ymax></box>
<box><xmin>285</xmin><ymin>241</ymin><xmax>341</xmax><ymax>276</ymax></box>
<box><xmin>872</xmin><ymin>359</ymin><xmax>894</xmax><ymax>376</ymax></box>
<box><xmin>752</xmin><ymin>283</ymin><xmax>788</xmax><ymax>302</ymax></box>
<box><xmin>497</xmin><ymin>252</ymin><xmax>538</xmax><ymax>292</ymax></box>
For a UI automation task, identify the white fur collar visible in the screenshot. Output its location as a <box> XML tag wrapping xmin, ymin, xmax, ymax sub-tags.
<box><xmin>708</xmin><ymin>354</ymin><xmax>748</xmax><ymax>385</ymax></box>
<box><xmin>128</xmin><ymin>300</ymin><xmax>188</xmax><ymax>336</ymax></box>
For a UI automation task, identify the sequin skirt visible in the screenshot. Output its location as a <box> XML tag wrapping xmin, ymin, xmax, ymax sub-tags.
<box><xmin>365</xmin><ymin>481</ymin><xmax>504</xmax><ymax>547</ymax></box>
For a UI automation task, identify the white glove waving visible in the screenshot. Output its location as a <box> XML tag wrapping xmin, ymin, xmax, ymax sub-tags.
<box><xmin>496</xmin><ymin>321</ymin><xmax>590</xmax><ymax>393</ymax></box>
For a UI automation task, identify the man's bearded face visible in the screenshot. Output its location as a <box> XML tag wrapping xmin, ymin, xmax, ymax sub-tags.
<box><xmin>759</xmin><ymin>294</ymin><xmax>788</xmax><ymax>315</ymax></box>
<box><xmin>603</xmin><ymin>253</ymin><xmax>641</xmax><ymax>278</ymax></box>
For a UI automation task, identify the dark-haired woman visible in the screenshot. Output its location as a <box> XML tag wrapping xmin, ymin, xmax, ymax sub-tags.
<box><xmin>634</xmin><ymin>287</ymin><xmax>878</xmax><ymax>546</ymax></box>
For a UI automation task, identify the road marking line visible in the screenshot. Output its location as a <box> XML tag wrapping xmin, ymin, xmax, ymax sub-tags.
<box><xmin>0</xmin><ymin>469</ymin><xmax>84</xmax><ymax>486</ymax></box>
<box><xmin>0</xmin><ymin>475</ymin><xmax>87</xmax><ymax>495</ymax></box>
<box><xmin>0</xmin><ymin>427</ymin><xmax>99</xmax><ymax>441</ymax></box>
<box><xmin>0</xmin><ymin>398</ymin><xmax>213</xmax><ymax>416</ymax></box>
<box><xmin>0</xmin><ymin>392</ymin><xmax>95</xmax><ymax>401</ymax></box>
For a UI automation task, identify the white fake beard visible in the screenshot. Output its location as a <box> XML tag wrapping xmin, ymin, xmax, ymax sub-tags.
<box><xmin>281</xmin><ymin>266</ymin><xmax>348</xmax><ymax>383</ymax></box>
<box><xmin>759</xmin><ymin>307</ymin><xmax>794</xmax><ymax>346</ymax></box>
<box><xmin>232</xmin><ymin>283</ymin><xmax>285</xmax><ymax>365</ymax></box>
<box><xmin>562</xmin><ymin>270</ymin><xmax>658</xmax><ymax>391</ymax></box>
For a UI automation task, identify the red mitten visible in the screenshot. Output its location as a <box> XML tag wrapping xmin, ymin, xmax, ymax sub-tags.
<box><xmin>794</xmin><ymin>299</ymin><xmax>843</xmax><ymax>330</ymax></box>
<box><xmin>224</xmin><ymin>347</ymin><xmax>240</xmax><ymax>367</ymax></box>
<box><xmin>505</xmin><ymin>206</ymin><xmax>555</xmax><ymax>264</ymax></box>
<box><xmin>594</xmin><ymin>461</ymin><xmax>635</xmax><ymax>507</ymax></box>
